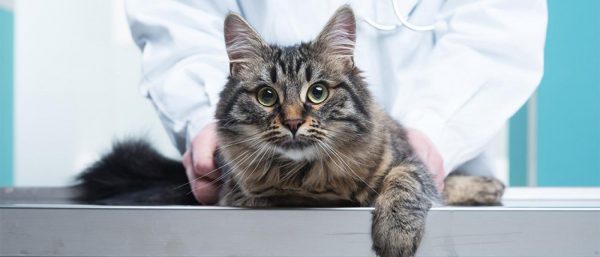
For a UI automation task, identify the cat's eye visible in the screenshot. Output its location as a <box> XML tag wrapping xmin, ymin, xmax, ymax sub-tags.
<box><xmin>307</xmin><ymin>84</ymin><xmax>329</xmax><ymax>104</ymax></box>
<box><xmin>256</xmin><ymin>86</ymin><xmax>278</xmax><ymax>107</ymax></box>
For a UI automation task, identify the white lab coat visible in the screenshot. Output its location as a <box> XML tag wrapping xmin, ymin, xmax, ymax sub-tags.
<box><xmin>125</xmin><ymin>0</ymin><xmax>547</xmax><ymax>174</ymax></box>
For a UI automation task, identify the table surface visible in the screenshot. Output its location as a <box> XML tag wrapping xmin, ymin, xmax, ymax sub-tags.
<box><xmin>1</xmin><ymin>187</ymin><xmax>600</xmax><ymax>257</ymax></box>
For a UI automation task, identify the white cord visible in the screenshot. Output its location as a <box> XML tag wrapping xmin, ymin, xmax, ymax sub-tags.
<box><xmin>359</xmin><ymin>0</ymin><xmax>437</xmax><ymax>32</ymax></box>
<box><xmin>361</xmin><ymin>16</ymin><xmax>397</xmax><ymax>31</ymax></box>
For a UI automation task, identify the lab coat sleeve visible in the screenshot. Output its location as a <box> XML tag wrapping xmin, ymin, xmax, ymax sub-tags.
<box><xmin>125</xmin><ymin>0</ymin><xmax>239</xmax><ymax>153</ymax></box>
<box><xmin>390</xmin><ymin>0</ymin><xmax>548</xmax><ymax>173</ymax></box>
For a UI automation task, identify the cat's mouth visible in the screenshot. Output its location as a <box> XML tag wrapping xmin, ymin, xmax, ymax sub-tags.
<box><xmin>276</xmin><ymin>136</ymin><xmax>318</xmax><ymax>161</ymax></box>
<box><xmin>279</xmin><ymin>137</ymin><xmax>312</xmax><ymax>150</ymax></box>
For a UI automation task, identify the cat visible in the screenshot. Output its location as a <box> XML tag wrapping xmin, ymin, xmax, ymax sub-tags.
<box><xmin>76</xmin><ymin>6</ymin><xmax>504</xmax><ymax>257</ymax></box>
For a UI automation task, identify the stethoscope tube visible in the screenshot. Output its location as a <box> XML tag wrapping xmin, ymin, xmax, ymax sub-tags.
<box><xmin>358</xmin><ymin>0</ymin><xmax>437</xmax><ymax>32</ymax></box>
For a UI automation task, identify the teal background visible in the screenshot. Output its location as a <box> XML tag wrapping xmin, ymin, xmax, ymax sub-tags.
<box><xmin>0</xmin><ymin>8</ymin><xmax>14</xmax><ymax>186</ymax></box>
<box><xmin>510</xmin><ymin>0</ymin><xmax>600</xmax><ymax>186</ymax></box>
<box><xmin>537</xmin><ymin>0</ymin><xmax>600</xmax><ymax>186</ymax></box>
<box><xmin>509</xmin><ymin>104</ymin><xmax>529</xmax><ymax>186</ymax></box>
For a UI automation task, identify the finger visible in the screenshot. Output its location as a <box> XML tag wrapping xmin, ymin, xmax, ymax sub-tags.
<box><xmin>182</xmin><ymin>149</ymin><xmax>192</xmax><ymax>170</ymax></box>
<box><xmin>192</xmin><ymin>124</ymin><xmax>219</xmax><ymax>180</ymax></box>
<box><xmin>184</xmin><ymin>151</ymin><xmax>220</xmax><ymax>205</ymax></box>
<box><xmin>186</xmin><ymin>123</ymin><xmax>221</xmax><ymax>204</ymax></box>
<box><xmin>423</xmin><ymin>142</ymin><xmax>445</xmax><ymax>192</ymax></box>
<box><xmin>189</xmin><ymin>179</ymin><xmax>220</xmax><ymax>205</ymax></box>
<box><xmin>406</xmin><ymin>128</ymin><xmax>445</xmax><ymax>192</ymax></box>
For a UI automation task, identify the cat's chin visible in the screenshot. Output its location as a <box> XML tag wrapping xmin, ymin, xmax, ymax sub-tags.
<box><xmin>276</xmin><ymin>146</ymin><xmax>318</xmax><ymax>161</ymax></box>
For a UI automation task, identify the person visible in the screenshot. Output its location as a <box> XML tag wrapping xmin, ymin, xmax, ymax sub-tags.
<box><xmin>125</xmin><ymin>0</ymin><xmax>547</xmax><ymax>204</ymax></box>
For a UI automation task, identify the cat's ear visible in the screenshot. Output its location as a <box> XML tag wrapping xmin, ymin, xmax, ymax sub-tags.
<box><xmin>224</xmin><ymin>13</ymin><xmax>268</xmax><ymax>75</ymax></box>
<box><xmin>314</xmin><ymin>5</ymin><xmax>356</xmax><ymax>68</ymax></box>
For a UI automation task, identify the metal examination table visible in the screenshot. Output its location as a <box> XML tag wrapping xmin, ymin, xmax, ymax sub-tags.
<box><xmin>1</xmin><ymin>187</ymin><xmax>599</xmax><ymax>257</ymax></box>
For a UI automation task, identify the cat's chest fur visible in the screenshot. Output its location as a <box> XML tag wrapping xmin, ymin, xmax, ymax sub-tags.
<box><xmin>221</xmin><ymin>166</ymin><xmax>364</xmax><ymax>207</ymax></box>
<box><xmin>244</xmin><ymin>162</ymin><xmax>361</xmax><ymax>203</ymax></box>
<box><xmin>217</xmin><ymin>126</ymin><xmax>394</xmax><ymax>208</ymax></box>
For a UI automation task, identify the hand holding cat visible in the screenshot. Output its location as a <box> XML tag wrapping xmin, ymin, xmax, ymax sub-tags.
<box><xmin>182</xmin><ymin>122</ymin><xmax>221</xmax><ymax>205</ymax></box>
<box><xmin>406</xmin><ymin>128</ymin><xmax>445</xmax><ymax>191</ymax></box>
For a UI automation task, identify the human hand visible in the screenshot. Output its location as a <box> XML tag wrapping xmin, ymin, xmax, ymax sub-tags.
<box><xmin>406</xmin><ymin>128</ymin><xmax>445</xmax><ymax>191</ymax></box>
<box><xmin>182</xmin><ymin>122</ymin><xmax>221</xmax><ymax>204</ymax></box>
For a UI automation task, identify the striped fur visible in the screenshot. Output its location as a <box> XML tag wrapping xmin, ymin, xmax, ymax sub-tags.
<box><xmin>217</xmin><ymin>6</ymin><xmax>441</xmax><ymax>257</ymax></box>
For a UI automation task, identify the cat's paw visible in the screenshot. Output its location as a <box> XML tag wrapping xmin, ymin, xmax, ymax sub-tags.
<box><xmin>443</xmin><ymin>174</ymin><xmax>505</xmax><ymax>206</ymax></box>
<box><xmin>371</xmin><ymin>208</ymin><xmax>425</xmax><ymax>257</ymax></box>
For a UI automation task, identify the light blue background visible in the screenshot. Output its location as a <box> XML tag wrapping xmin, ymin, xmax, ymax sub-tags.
<box><xmin>536</xmin><ymin>0</ymin><xmax>600</xmax><ymax>186</ymax></box>
<box><xmin>510</xmin><ymin>0</ymin><xmax>600</xmax><ymax>186</ymax></box>
<box><xmin>0</xmin><ymin>7</ymin><xmax>13</xmax><ymax>186</ymax></box>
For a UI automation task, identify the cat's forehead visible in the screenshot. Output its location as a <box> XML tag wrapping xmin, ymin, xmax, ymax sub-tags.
<box><xmin>240</xmin><ymin>43</ymin><xmax>318</xmax><ymax>91</ymax></box>
<box><xmin>269</xmin><ymin>44</ymin><xmax>312</xmax><ymax>79</ymax></box>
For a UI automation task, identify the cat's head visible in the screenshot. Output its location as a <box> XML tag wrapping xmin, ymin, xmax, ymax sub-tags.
<box><xmin>216</xmin><ymin>6</ymin><xmax>373</xmax><ymax>161</ymax></box>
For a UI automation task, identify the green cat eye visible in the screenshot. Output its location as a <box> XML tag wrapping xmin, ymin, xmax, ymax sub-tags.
<box><xmin>256</xmin><ymin>86</ymin><xmax>278</xmax><ymax>107</ymax></box>
<box><xmin>307</xmin><ymin>84</ymin><xmax>329</xmax><ymax>104</ymax></box>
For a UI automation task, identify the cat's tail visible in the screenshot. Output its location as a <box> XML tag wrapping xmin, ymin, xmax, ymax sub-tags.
<box><xmin>74</xmin><ymin>139</ymin><xmax>198</xmax><ymax>205</ymax></box>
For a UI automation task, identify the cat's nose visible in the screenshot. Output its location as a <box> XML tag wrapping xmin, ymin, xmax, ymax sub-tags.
<box><xmin>284</xmin><ymin>119</ymin><xmax>304</xmax><ymax>136</ymax></box>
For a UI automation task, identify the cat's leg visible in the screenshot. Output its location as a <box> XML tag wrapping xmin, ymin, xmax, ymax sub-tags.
<box><xmin>371</xmin><ymin>165</ymin><xmax>435</xmax><ymax>257</ymax></box>
<box><xmin>443</xmin><ymin>174</ymin><xmax>505</xmax><ymax>206</ymax></box>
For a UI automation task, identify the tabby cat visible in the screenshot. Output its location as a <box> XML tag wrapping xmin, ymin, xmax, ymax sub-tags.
<box><xmin>77</xmin><ymin>6</ymin><xmax>504</xmax><ymax>257</ymax></box>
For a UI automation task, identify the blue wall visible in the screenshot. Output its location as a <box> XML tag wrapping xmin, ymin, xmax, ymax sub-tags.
<box><xmin>510</xmin><ymin>0</ymin><xmax>600</xmax><ymax>186</ymax></box>
<box><xmin>509</xmin><ymin>104</ymin><xmax>529</xmax><ymax>186</ymax></box>
<box><xmin>536</xmin><ymin>0</ymin><xmax>600</xmax><ymax>186</ymax></box>
<box><xmin>0</xmin><ymin>8</ymin><xmax>13</xmax><ymax>186</ymax></box>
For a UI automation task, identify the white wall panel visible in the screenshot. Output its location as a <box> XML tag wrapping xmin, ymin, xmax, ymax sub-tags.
<box><xmin>15</xmin><ymin>0</ymin><xmax>178</xmax><ymax>186</ymax></box>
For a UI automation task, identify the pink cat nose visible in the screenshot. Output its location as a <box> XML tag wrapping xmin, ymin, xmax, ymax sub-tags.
<box><xmin>284</xmin><ymin>119</ymin><xmax>304</xmax><ymax>135</ymax></box>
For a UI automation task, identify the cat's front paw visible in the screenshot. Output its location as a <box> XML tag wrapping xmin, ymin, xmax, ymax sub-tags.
<box><xmin>371</xmin><ymin>207</ymin><xmax>425</xmax><ymax>257</ymax></box>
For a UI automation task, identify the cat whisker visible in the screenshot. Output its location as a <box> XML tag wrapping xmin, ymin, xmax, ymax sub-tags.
<box><xmin>279</xmin><ymin>161</ymin><xmax>306</xmax><ymax>184</ymax></box>
<box><xmin>321</xmin><ymin>140</ymin><xmax>369</xmax><ymax>175</ymax></box>
<box><xmin>185</xmin><ymin>145</ymin><xmax>263</xmax><ymax>197</ymax></box>
<box><xmin>322</xmin><ymin>137</ymin><xmax>369</xmax><ymax>167</ymax></box>
<box><xmin>234</xmin><ymin>142</ymin><xmax>272</xmax><ymax>184</ymax></box>
<box><xmin>256</xmin><ymin>145</ymin><xmax>277</xmax><ymax>182</ymax></box>
<box><xmin>178</xmin><ymin>149</ymin><xmax>252</xmax><ymax>193</ymax></box>
<box><xmin>248</xmin><ymin>143</ymin><xmax>275</xmax><ymax>178</ymax></box>
<box><xmin>173</xmin><ymin>136</ymin><xmax>265</xmax><ymax>191</ymax></box>
<box><xmin>321</xmin><ymin>126</ymin><xmax>384</xmax><ymax>141</ymax></box>
<box><xmin>318</xmin><ymin>141</ymin><xmax>380</xmax><ymax>196</ymax></box>
<box><xmin>218</xmin><ymin>131</ymin><xmax>265</xmax><ymax>149</ymax></box>
<box><xmin>219</xmin><ymin>143</ymin><xmax>275</xmax><ymax>200</ymax></box>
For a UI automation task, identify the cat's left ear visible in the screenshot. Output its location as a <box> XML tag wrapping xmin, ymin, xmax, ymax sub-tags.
<box><xmin>224</xmin><ymin>13</ymin><xmax>269</xmax><ymax>75</ymax></box>
<box><xmin>314</xmin><ymin>5</ymin><xmax>356</xmax><ymax>68</ymax></box>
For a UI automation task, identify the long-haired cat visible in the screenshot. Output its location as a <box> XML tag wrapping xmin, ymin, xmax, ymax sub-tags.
<box><xmin>77</xmin><ymin>6</ymin><xmax>504</xmax><ymax>257</ymax></box>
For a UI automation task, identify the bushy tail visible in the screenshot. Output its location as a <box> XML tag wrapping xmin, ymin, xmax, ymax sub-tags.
<box><xmin>75</xmin><ymin>139</ymin><xmax>197</xmax><ymax>205</ymax></box>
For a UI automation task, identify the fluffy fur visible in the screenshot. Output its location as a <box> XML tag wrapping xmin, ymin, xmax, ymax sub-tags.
<box><xmin>75</xmin><ymin>139</ymin><xmax>196</xmax><ymax>205</ymax></box>
<box><xmin>77</xmin><ymin>6</ymin><xmax>504</xmax><ymax>257</ymax></box>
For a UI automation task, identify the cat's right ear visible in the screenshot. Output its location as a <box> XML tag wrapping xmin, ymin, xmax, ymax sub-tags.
<box><xmin>314</xmin><ymin>5</ymin><xmax>356</xmax><ymax>69</ymax></box>
<box><xmin>224</xmin><ymin>13</ymin><xmax>268</xmax><ymax>76</ymax></box>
